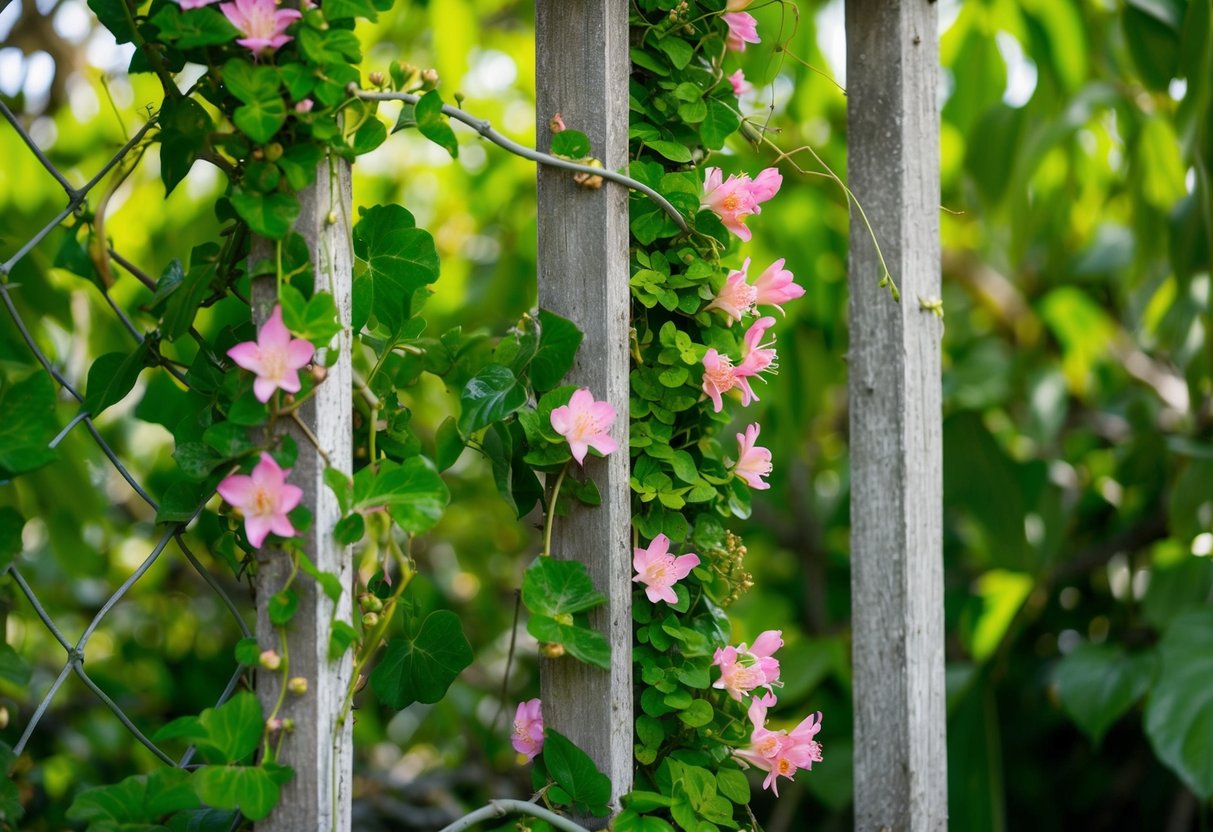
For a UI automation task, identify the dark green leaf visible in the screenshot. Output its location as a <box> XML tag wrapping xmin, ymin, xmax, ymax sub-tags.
<box><xmin>415</xmin><ymin>90</ymin><xmax>458</xmax><ymax>157</ymax></box>
<box><xmin>0</xmin><ymin>373</ymin><xmax>58</xmax><ymax>478</ymax></box>
<box><xmin>530</xmin><ymin>310</ymin><xmax>583</xmax><ymax>391</ymax></box>
<box><xmin>192</xmin><ymin>765</ymin><xmax>283</xmax><ymax>822</ymax></box>
<box><xmin>231</xmin><ymin>191</ymin><xmax>300</xmax><ymax>240</ymax></box>
<box><xmin>352</xmin><ymin>204</ymin><xmax>440</xmax><ymax>335</ymax></box>
<box><xmin>370</xmin><ymin>610</ymin><xmax>473</xmax><ymax>709</ymax></box>
<box><xmin>458</xmin><ymin>364</ymin><xmax>526</xmax><ymax>435</ymax></box>
<box><xmin>551</xmin><ymin>130</ymin><xmax>591</xmax><ymax>158</ymax></box>
<box><xmin>0</xmin><ymin>508</ymin><xmax>23</xmax><ymax>571</ymax></box>
<box><xmin>223</xmin><ymin>60</ymin><xmax>287</xmax><ymax>144</ymax></box>
<box><xmin>541</xmin><ymin>729</ymin><xmax>612</xmax><ymax>814</ymax></box>
<box><xmin>522</xmin><ymin>557</ymin><xmax>606</xmax><ymax>617</ymax></box>
<box><xmin>82</xmin><ymin>344</ymin><xmax>151</xmax><ymax>417</ymax></box>
<box><xmin>527</xmin><ymin>615</ymin><xmax>611</xmax><ymax>669</ymax></box>
<box><xmin>1144</xmin><ymin>610</ymin><xmax>1213</xmax><ymax>799</ymax></box>
<box><xmin>1055</xmin><ymin>643</ymin><xmax>1156</xmax><ymax>745</ymax></box>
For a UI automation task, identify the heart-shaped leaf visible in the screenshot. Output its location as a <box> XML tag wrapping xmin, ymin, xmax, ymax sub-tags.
<box><xmin>370</xmin><ymin>610</ymin><xmax>473</xmax><ymax>710</ymax></box>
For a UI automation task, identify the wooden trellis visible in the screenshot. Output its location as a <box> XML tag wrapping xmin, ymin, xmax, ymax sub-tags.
<box><xmin>266</xmin><ymin>0</ymin><xmax>946</xmax><ymax>828</ymax></box>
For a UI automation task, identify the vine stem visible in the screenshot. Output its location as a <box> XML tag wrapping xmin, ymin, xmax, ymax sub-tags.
<box><xmin>436</xmin><ymin>799</ymin><xmax>594</xmax><ymax>832</ymax></box>
<box><xmin>349</xmin><ymin>86</ymin><xmax>690</xmax><ymax>232</ymax></box>
<box><xmin>541</xmin><ymin>462</ymin><xmax>570</xmax><ymax>558</ymax></box>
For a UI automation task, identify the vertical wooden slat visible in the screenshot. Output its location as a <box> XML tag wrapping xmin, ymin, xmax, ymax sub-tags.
<box><xmin>253</xmin><ymin>159</ymin><xmax>354</xmax><ymax>831</ymax></box>
<box><xmin>535</xmin><ymin>0</ymin><xmax>633</xmax><ymax>813</ymax></box>
<box><xmin>846</xmin><ymin>1</ymin><xmax>947</xmax><ymax>829</ymax></box>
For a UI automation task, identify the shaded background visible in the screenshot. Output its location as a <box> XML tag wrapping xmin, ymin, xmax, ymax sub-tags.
<box><xmin>1</xmin><ymin>0</ymin><xmax>1211</xmax><ymax>828</ymax></box>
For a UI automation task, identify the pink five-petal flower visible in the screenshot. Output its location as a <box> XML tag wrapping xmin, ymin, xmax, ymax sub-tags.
<box><xmin>702</xmin><ymin>167</ymin><xmax>761</xmax><ymax>242</ymax></box>
<box><xmin>723</xmin><ymin>11</ymin><xmax>760</xmax><ymax>52</ymax></box>
<box><xmin>752</xmin><ymin>258</ymin><xmax>803</xmax><ymax>312</ymax></box>
<box><xmin>220</xmin><ymin>0</ymin><xmax>301</xmax><ymax>55</ymax></box>
<box><xmin>705</xmin><ymin>258</ymin><xmax>758</xmax><ymax>325</ymax></box>
<box><xmin>227</xmin><ymin>305</ymin><xmax>315</xmax><ymax>403</ymax></box>
<box><xmin>734</xmin><ymin>423</ymin><xmax>773</xmax><ymax>490</ymax></box>
<box><xmin>712</xmin><ymin>628</ymin><xmax>783</xmax><ymax>700</ymax></box>
<box><xmin>549</xmin><ymin>388</ymin><xmax>618</xmax><ymax>466</ymax></box>
<box><xmin>633</xmin><ymin>534</ymin><xmax>700</xmax><ymax>605</ymax></box>
<box><xmin>702</xmin><ymin>348</ymin><xmax>743</xmax><ymax>413</ymax></box>
<box><xmin>728</xmin><ymin>68</ymin><xmax>752</xmax><ymax>98</ymax></box>
<box><xmin>217</xmin><ymin>452</ymin><xmax>304</xmax><ymax>548</ymax></box>
<box><xmin>734</xmin><ymin>692</ymin><xmax>824</xmax><ymax>796</ymax></box>
<box><xmin>511</xmin><ymin>698</ymin><xmax>544</xmax><ymax>762</ymax></box>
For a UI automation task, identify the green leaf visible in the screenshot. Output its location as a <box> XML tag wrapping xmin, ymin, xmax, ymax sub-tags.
<box><xmin>269</xmin><ymin>588</ymin><xmax>298</xmax><ymax>625</ymax></box>
<box><xmin>192</xmin><ymin>765</ymin><xmax>284</xmax><ymax>822</ymax></box>
<box><xmin>280</xmin><ymin>285</ymin><xmax>341</xmax><ymax>345</ymax></box>
<box><xmin>352</xmin><ymin>204</ymin><xmax>440</xmax><ymax>335</ymax></box>
<box><xmin>646</xmin><ymin>140</ymin><xmax>693</xmax><ymax>163</ymax></box>
<box><xmin>200</xmin><ymin>691</ymin><xmax>264</xmax><ymax>764</ymax></box>
<box><xmin>230</xmin><ymin>191</ymin><xmax>300</xmax><ymax>240</ymax></box>
<box><xmin>459</xmin><ymin>364</ymin><xmax>526</xmax><ymax>435</ymax></box>
<box><xmin>222</xmin><ymin>60</ymin><xmax>286</xmax><ymax>144</ymax></box>
<box><xmin>551</xmin><ymin>130</ymin><xmax>591</xmax><ymax>158</ymax></box>
<box><xmin>87</xmin><ymin>0</ymin><xmax>136</xmax><ymax>43</ymax></box>
<box><xmin>0</xmin><ymin>644</ymin><xmax>30</xmax><ymax>687</ymax></box>
<box><xmin>352</xmin><ymin>456</ymin><xmax>449</xmax><ymax>533</ymax></box>
<box><xmin>162</xmin><ymin>258</ymin><xmax>217</xmax><ymax>342</ymax></box>
<box><xmin>541</xmin><ymin>729</ymin><xmax>612</xmax><ymax>815</ymax></box>
<box><xmin>715</xmin><ymin>768</ymin><xmax>750</xmax><ymax>804</ymax></box>
<box><xmin>234</xmin><ymin>637</ymin><xmax>261</xmax><ymax>666</ymax></box>
<box><xmin>530</xmin><ymin>310</ymin><xmax>584</xmax><ymax>391</ymax></box>
<box><xmin>434</xmin><ymin>416</ymin><xmax>465</xmax><ymax>471</ymax></box>
<box><xmin>1055</xmin><ymin>643</ymin><xmax>1156</xmax><ymax>745</ymax></box>
<box><xmin>155</xmin><ymin>479</ymin><xmax>206</xmax><ymax>524</ymax></box>
<box><xmin>83</xmin><ymin>343</ymin><xmax>152</xmax><ymax>417</ymax></box>
<box><xmin>528</xmin><ymin>615</ymin><xmax>611</xmax><ymax>669</ymax></box>
<box><xmin>0</xmin><ymin>508</ymin><xmax>23</xmax><ymax>571</ymax></box>
<box><xmin>150</xmin><ymin>5</ymin><xmax>239</xmax><ymax>49</ymax></box>
<box><xmin>677</xmin><ymin>698</ymin><xmax>713</xmax><ymax>728</ymax></box>
<box><xmin>699</xmin><ymin>97</ymin><xmax>741</xmax><ymax>150</ymax></box>
<box><xmin>1144</xmin><ymin>610</ymin><xmax>1213</xmax><ymax>799</ymax></box>
<box><xmin>322</xmin><ymin>0</ymin><xmax>378</xmax><ymax>21</ymax></box>
<box><xmin>68</xmin><ymin>767</ymin><xmax>199</xmax><ymax>824</ymax></box>
<box><xmin>415</xmin><ymin>90</ymin><xmax>458</xmax><ymax>157</ymax></box>
<box><xmin>522</xmin><ymin>557</ymin><xmax>606</xmax><ymax>617</ymax></box>
<box><xmin>158</xmin><ymin>95</ymin><xmax>213</xmax><ymax>194</ymax></box>
<box><xmin>614</xmin><ymin>809</ymin><xmax>675</xmax><ymax>832</ymax></box>
<box><xmin>370</xmin><ymin>610</ymin><xmax>473</xmax><ymax>709</ymax></box>
<box><xmin>657</xmin><ymin>37</ymin><xmax>694</xmax><ymax>69</ymax></box>
<box><xmin>352</xmin><ymin>117</ymin><xmax>388</xmax><ymax>155</ymax></box>
<box><xmin>0</xmin><ymin>373</ymin><xmax>58</xmax><ymax>478</ymax></box>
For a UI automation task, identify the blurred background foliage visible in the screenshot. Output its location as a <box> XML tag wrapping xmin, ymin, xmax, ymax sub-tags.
<box><xmin>1</xmin><ymin>0</ymin><xmax>1211</xmax><ymax>828</ymax></box>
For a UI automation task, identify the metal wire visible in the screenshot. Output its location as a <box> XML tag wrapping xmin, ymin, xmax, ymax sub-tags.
<box><xmin>1</xmin><ymin>93</ymin><xmax>251</xmax><ymax>778</ymax></box>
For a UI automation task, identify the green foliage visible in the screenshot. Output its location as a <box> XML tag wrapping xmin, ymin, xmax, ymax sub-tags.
<box><xmin>370</xmin><ymin>609</ymin><xmax>474</xmax><ymax>709</ymax></box>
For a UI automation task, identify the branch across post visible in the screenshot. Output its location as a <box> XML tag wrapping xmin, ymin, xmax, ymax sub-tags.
<box><xmin>846</xmin><ymin>0</ymin><xmax>948</xmax><ymax>829</ymax></box>
<box><xmin>535</xmin><ymin>0</ymin><xmax>634</xmax><ymax>813</ymax></box>
<box><xmin>252</xmin><ymin>159</ymin><xmax>354</xmax><ymax>831</ymax></box>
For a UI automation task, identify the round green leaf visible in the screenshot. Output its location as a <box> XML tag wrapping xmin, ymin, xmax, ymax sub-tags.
<box><xmin>370</xmin><ymin>610</ymin><xmax>473</xmax><ymax>710</ymax></box>
<box><xmin>1054</xmin><ymin>643</ymin><xmax>1156</xmax><ymax>745</ymax></box>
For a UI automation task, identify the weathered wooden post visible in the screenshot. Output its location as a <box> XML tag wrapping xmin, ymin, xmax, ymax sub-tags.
<box><xmin>252</xmin><ymin>161</ymin><xmax>354</xmax><ymax>831</ymax></box>
<box><xmin>846</xmin><ymin>1</ymin><xmax>948</xmax><ymax>829</ymax></box>
<box><xmin>535</xmin><ymin>0</ymin><xmax>634</xmax><ymax>811</ymax></box>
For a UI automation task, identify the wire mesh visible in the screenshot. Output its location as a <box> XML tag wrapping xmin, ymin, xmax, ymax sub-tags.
<box><xmin>1</xmin><ymin>92</ymin><xmax>251</xmax><ymax>776</ymax></box>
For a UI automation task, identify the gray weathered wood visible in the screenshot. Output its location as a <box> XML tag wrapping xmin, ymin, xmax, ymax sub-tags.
<box><xmin>252</xmin><ymin>159</ymin><xmax>354</xmax><ymax>831</ymax></box>
<box><xmin>846</xmin><ymin>1</ymin><xmax>948</xmax><ymax>829</ymax></box>
<box><xmin>535</xmin><ymin>0</ymin><xmax>633</xmax><ymax>814</ymax></box>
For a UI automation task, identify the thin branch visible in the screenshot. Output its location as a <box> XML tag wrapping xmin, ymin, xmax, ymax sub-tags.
<box><xmin>436</xmin><ymin>799</ymin><xmax>594</xmax><ymax>832</ymax></box>
<box><xmin>351</xmin><ymin>86</ymin><xmax>690</xmax><ymax>233</ymax></box>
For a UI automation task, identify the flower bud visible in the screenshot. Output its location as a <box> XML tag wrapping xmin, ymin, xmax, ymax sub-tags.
<box><xmin>0</xmin><ymin>706</ymin><xmax>8</xmax><ymax>730</ymax></box>
<box><xmin>362</xmin><ymin>611</ymin><xmax>381</xmax><ymax>628</ymax></box>
<box><xmin>264</xmin><ymin>143</ymin><xmax>284</xmax><ymax>162</ymax></box>
<box><xmin>266</xmin><ymin>717</ymin><xmax>284</xmax><ymax>732</ymax></box>
<box><xmin>354</xmin><ymin>673</ymin><xmax>368</xmax><ymax>694</ymax></box>
<box><xmin>359</xmin><ymin>592</ymin><xmax>383</xmax><ymax>613</ymax></box>
<box><xmin>421</xmin><ymin>68</ymin><xmax>439</xmax><ymax>85</ymax></box>
<box><xmin>549</xmin><ymin>112</ymin><xmax>566</xmax><ymax>133</ymax></box>
<box><xmin>252</xmin><ymin>148</ymin><xmax>264</xmax><ymax>160</ymax></box>
<box><xmin>259</xmin><ymin>650</ymin><xmax>282</xmax><ymax>671</ymax></box>
<box><xmin>326</xmin><ymin>210</ymin><xmax>338</xmax><ymax>226</ymax></box>
<box><xmin>574</xmin><ymin>159</ymin><xmax>604</xmax><ymax>190</ymax></box>
<box><xmin>288</xmin><ymin>676</ymin><xmax>308</xmax><ymax>695</ymax></box>
<box><xmin>368</xmin><ymin>71</ymin><xmax>386</xmax><ymax>88</ymax></box>
<box><xmin>284</xmin><ymin>394</ymin><xmax>296</xmax><ymax>406</ymax></box>
<box><xmin>295</xmin><ymin>99</ymin><xmax>315</xmax><ymax>114</ymax></box>
<box><xmin>310</xmin><ymin>363</ymin><xmax>328</xmax><ymax>384</ymax></box>
<box><xmin>283</xmin><ymin>718</ymin><xmax>295</xmax><ymax>731</ymax></box>
<box><xmin>540</xmin><ymin>642</ymin><xmax>565</xmax><ymax>659</ymax></box>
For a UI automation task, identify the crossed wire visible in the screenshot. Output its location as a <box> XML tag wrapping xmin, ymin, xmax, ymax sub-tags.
<box><xmin>1</xmin><ymin>98</ymin><xmax>251</xmax><ymax>769</ymax></box>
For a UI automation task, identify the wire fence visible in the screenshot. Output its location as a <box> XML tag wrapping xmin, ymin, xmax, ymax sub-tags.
<box><xmin>0</xmin><ymin>95</ymin><xmax>251</xmax><ymax>775</ymax></box>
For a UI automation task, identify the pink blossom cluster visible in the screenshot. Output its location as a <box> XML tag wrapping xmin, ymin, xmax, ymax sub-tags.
<box><xmin>735</xmin><ymin>691</ymin><xmax>824</xmax><ymax>796</ymax></box>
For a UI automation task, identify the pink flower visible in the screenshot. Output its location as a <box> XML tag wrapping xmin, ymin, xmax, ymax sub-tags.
<box><xmin>706</xmin><ymin>260</ymin><xmax>759</xmax><ymax>325</ymax></box>
<box><xmin>752</xmin><ymin>258</ymin><xmax>803</xmax><ymax>312</ymax></box>
<box><xmin>511</xmin><ymin>698</ymin><xmax>544</xmax><ymax>762</ymax></box>
<box><xmin>220</xmin><ymin>0</ymin><xmax>301</xmax><ymax>55</ymax></box>
<box><xmin>712</xmin><ymin>629</ymin><xmax>782</xmax><ymax>700</ymax></box>
<box><xmin>734</xmin><ymin>423</ymin><xmax>773</xmax><ymax>490</ymax></box>
<box><xmin>549</xmin><ymin>388</ymin><xmax>618</xmax><ymax>466</ymax></box>
<box><xmin>728</xmin><ymin>69</ymin><xmax>752</xmax><ymax>98</ymax></box>
<box><xmin>723</xmin><ymin>12</ymin><xmax>760</xmax><ymax>52</ymax></box>
<box><xmin>702</xmin><ymin>348</ymin><xmax>743</xmax><ymax>413</ymax></box>
<box><xmin>735</xmin><ymin>316</ymin><xmax>778</xmax><ymax>405</ymax></box>
<box><xmin>701</xmin><ymin>167</ymin><xmax>781</xmax><ymax>242</ymax></box>
<box><xmin>633</xmin><ymin>534</ymin><xmax>700</xmax><ymax>605</ymax></box>
<box><xmin>734</xmin><ymin>692</ymin><xmax>824</xmax><ymax>796</ymax></box>
<box><xmin>177</xmin><ymin>0</ymin><xmax>220</xmax><ymax>8</ymax></box>
<box><xmin>216</xmin><ymin>452</ymin><xmax>303</xmax><ymax>548</ymax></box>
<box><xmin>294</xmin><ymin>98</ymin><xmax>314</xmax><ymax>114</ymax></box>
<box><xmin>227</xmin><ymin>305</ymin><xmax>315</xmax><ymax>403</ymax></box>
